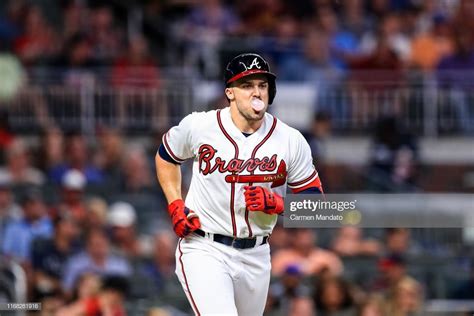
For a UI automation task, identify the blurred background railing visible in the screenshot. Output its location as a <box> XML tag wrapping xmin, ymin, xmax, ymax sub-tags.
<box><xmin>2</xmin><ymin>68</ymin><xmax>474</xmax><ymax>137</ymax></box>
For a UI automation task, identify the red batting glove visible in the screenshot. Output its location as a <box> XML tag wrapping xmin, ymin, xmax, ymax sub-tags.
<box><xmin>244</xmin><ymin>186</ymin><xmax>284</xmax><ymax>215</ymax></box>
<box><xmin>167</xmin><ymin>199</ymin><xmax>201</xmax><ymax>238</ymax></box>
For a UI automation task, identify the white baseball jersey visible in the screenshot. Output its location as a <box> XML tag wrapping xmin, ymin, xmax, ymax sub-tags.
<box><xmin>162</xmin><ymin>107</ymin><xmax>318</xmax><ymax>238</ymax></box>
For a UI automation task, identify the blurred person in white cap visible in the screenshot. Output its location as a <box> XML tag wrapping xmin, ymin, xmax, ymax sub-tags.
<box><xmin>48</xmin><ymin>133</ymin><xmax>104</xmax><ymax>185</ymax></box>
<box><xmin>107</xmin><ymin>201</ymin><xmax>141</xmax><ymax>258</ymax></box>
<box><xmin>50</xmin><ymin>169</ymin><xmax>88</xmax><ymax>227</ymax></box>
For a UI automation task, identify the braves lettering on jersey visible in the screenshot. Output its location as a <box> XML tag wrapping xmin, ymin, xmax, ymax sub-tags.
<box><xmin>162</xmin><ymin>107</ymin><xmax>319</xmax><ymax>238</ymax></box>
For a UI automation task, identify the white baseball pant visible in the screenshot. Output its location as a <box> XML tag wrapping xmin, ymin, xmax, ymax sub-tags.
<box><xmin>175</xmin><ymin>234</ymin><xmax>271</xmax><ymax>316</ymax></box>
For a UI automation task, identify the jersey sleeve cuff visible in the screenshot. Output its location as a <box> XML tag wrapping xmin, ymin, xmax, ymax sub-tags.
<box><xmin>162</xmin><ymin>132</ymin><xmax>186</xmax><ymax>164</ymax></box>
<box><xmin>290</xmin><ymin>173</ymin><xmax>324</xmax><ymax>194</ymax></box>
<box><xmin>288</xmin><ymin>170</ymin><xmax>319</xmax><ymax>190</ymax></box>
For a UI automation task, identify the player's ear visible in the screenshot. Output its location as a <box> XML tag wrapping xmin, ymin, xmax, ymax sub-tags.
<box><xmin>225</xmin><ymin>87</ymin><xmax>234</xmax><ymax>101</ymax></box>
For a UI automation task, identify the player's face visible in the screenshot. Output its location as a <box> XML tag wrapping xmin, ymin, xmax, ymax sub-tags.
<box><xmin>227</xmin><ymin>75</ymin><xmax>269</xmax><ymax>121</ymax></box>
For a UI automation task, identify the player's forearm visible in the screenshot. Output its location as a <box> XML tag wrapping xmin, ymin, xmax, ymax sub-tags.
<box><xmin>155</xmin><ymin>154</ymin><xmax>182</xmax><ymax>203</ymax></box>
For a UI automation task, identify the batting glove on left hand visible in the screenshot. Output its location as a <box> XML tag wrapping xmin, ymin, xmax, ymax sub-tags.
<box><xmin>244</xmin><ymin>186</ymin><xmax>284</xmax><ymax>215</ymax></box>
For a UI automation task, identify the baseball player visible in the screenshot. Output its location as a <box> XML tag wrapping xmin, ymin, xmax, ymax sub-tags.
<box><xmin>155</xmin><ymin>53</ymin><xmax>323</xmax><ymax>315</ymax></box>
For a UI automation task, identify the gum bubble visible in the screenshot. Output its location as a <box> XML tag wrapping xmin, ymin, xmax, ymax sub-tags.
<box><xmin>251</xmin><ymin>99</ymin><xmax>265</xmax><ymax>111</ymax></box>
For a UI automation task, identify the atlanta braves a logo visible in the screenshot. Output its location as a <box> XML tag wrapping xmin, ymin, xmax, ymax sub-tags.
<box><xmin>239</xmin><ymin>57</ymin><xmax>262</xmax><ymax>71</ymax></box>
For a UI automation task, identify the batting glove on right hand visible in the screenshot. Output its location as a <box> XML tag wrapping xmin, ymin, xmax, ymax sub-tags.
<box><xmin>244</xmin><ymin>186</ymin><xmax>284</xmax><ymax>215</ymax></box>
<box><xmin>167</xmin><ymin>199</ymin><xmax>201</xmax><ymax>238</ymax></box>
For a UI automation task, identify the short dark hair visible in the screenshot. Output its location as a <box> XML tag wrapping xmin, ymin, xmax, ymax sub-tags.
<box><xmin>101</xmin><ymin>275</ymin><xmax>130</xmax><ymax>297</ymax></box>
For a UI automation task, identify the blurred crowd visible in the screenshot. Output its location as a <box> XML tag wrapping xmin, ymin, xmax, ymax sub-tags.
<box><xmin>6</xmin><ymin>0</ymin><xmax>473</xmax><ymax>134</ymax></box>
<box><xmin>0</xmin><ymin>0</ymin><xmax>473</xmax><ymax>135</ymax></box>
<box><xmin>0</xmin><ymin>0</ymin><xmax>473</xmax><ymax>315</ymax></box>
<box><xmin>0</xmin><ymin>0</ymin><xmax>473</xmax><ymax>77</ymax></box>
<box><xmin>0</xmin><ymin>122</ymin><xmax>471</xmax><ymax>315</ymax></box>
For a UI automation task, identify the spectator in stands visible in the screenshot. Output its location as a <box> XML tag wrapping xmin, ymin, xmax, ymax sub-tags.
<box><xmin>62</xmin><ymin>228</ymin><xmax>132</xmax><ymax>294</ymax></box>
<box><xmin>73</xmin><ymin>272</ymin><xmax>102</xmax><ymax>302</ymax></box>
<box><xmin>436</xmin><ymin>27</ymin><xmax>474</xmax><ymax>133</ymax></box>
<box><xmin>303</xmin><ymin>111</ymin><xmax>332</xmax><ymax>163</ymax></box>
<box><xmin>366</xmin><ymin>117</ymin><xmax>418</xmax><ymax>192</ymax></box>
<box><xmin>119</xmin><ymin>145</ymin><xmax>153</xmax><ymax>193</ymax></box>
<box><xmin>259</xmin><ymin>14</ymin><xmax>302</xmax><ymax>71</ymax></box>
<box><xmin>359</xmin><ymin>13</ymin><xmax>411</xmax><ymax>63</ymax></box>
<box><xmin>345</xmin><ymin>26</ymin><xmax>409</xmax><ymax>122</ymax></box>
<box><xmin>31</xmin><ymin>213</ymin><xmax>80</xmax><ymax>299</ymax></box>
<box><xmin>384</xmin><ymin>277</ymin><xmax>423</xmax><ymax>316</ymax></box>
<box><xmin>268</xmin><ymin>221</ymin><xmax>291</xmax><ymax>254</ymax></box>
<box><xmin>182</xmin><ymin>0</ymin><xmax>240</xmax><ymax>78</ymax></box>
<box><xmin>48</xmin><ymin>133</ymin><xmax>104</xmax><ymax>185</ymax></box>
<box><xmin>53</xmin><ymin>33</ymin><xmax>99</xmax><ymax>87</ymax></box>
<box><xmin>331</xmin><ymin>227</ymin><xmax>381</xmax><ymax>257</ymax></box>
<box><xmin>278</xmin><ymin>30</ymin><xmax>335</xmax><ymax>82</ymax></box>
<box><xmin>317</xmin><ymin>5</ymin><xmax>359</xmax><ymax>70</ymax></box>
<box><xmin>371</xmin><ymin>254</ymin><xmax>411</xmax><ymax>294</ymax></box>
<box><xmin>266</xmin><ymin>264</ymin><xmax>311</xmax><ymax>315</ymax></box>
<box><xmin>0</xmin><ymin>178</ymin><xmax>21</xmax><ymax>241</ymax></box>
<box><xmin>140</xmin><ymin>230</ymin><xmax>177</xmax><ymax>297</ymax></box>
<box><xmin>94</xmin><ymin>127</ymin><xmax>124</xmax><ymax>187</ymax></box>
<box><xmin>61</xmin><ymin>2</ymin><xmax>90</xmax><ymax>44</ymax></box>
<box><xmin>13</xmin><ymin>5</ymin><xmax>60</xmax><ymax>65</ymax></box>
<box><xmin>88</xmin><ymin>5</ymin><xmax>123</xmax><ymax>63</ymax></box>
<box><xmin>2</xmin><ymin>188</ymin><xmax>53</xmax><ymax>263</ymax></box>
<box><xmin>109</xmin><ymin>35</ymin><xmax>163</xmax><ymax>131</ymax></box>
<box><xmin>236</xmin><ymin>0</ymin><xmax>283</xmax><ymax>36</ymax></box>
<box><xmin>0</xmin><ymin>1</ymin><xmax>22</xmax><ymax>48</ymax></box>
<box><xmin>39</xmin><ymin>291</ymin><xmax>65</xmax><ymax>316</ymax></box>
<box><xmin>84</xmin><ymin>197</ymin><xmax>108</xmax><ymax>232</ymax></box>
<box><xmin>34</xmin><ymin>126</ymin><xmax>65</xmax><ymax>173</ymax></box>
<box><xmin>349</xmin><ymin>33</ymin><xmax>404</xmax><ymax>103</ymax></box>
<box><xmin>111</xmin><ymin>34</ymin><xmax>160</xmax><ymax>88</ymax></box>
<box><xmin>56</xmin><ymin>273</ymin><xmax>100</xmax><ymax>314</ymax></box>
<box><xmin>279</xmin><ymin>30</ymin><xmax>347</xmax><ymax>124</ymax></box>
<box><xmin>0</xmin><ymin>139</ymin><xmax>45</xmax><ymax>186</ymax></box>
<box><xmin>339</xmin><ymin>0</ymin><xmax>370</xmax><ymax>40</ymax></box>
<box><xmin>49</xmin><ymin>169</ymin><xmax>88</xmax><ymax>228</ymax></box>
<box><xmin>58</xmin><ymin>275</ymin><xmax>129</xmax><ymax>316</ymax></box>
<box><xmin>272</xmin><ymin>228</ymin><xmax>343</xmax><ymax>277</ymax></box>
<box><xmin>288</xmin><ymin>297</ymin><xmax>315</xmax><ymax>316</ymax></box>
<box><xmin>410</xmin><ymin>14</ymin><xmax>454</xmax><ymax>72</ymax></box>
<box><xmin>107</xmin><ymin>202</ymin><xmax>142</xmax><ymax>258</ymax></box>
<box><xmin>357</xmin><ymin>294</ymin><xmax>385</xmax><ymax>316</ymax></box>
<box><xmin>437</xmin><ymin>27</ymin><xmax>474</xmax><ymax>88</ymax></box>
<box><xmin>313</xmin><ymin>276</ymin><xmax>357</xmax><ymax>316</ymax></box>
<box><xmin>384</xmin><ymin>228</ymin><xmax>420</xmax><ymax>257</ymax></box>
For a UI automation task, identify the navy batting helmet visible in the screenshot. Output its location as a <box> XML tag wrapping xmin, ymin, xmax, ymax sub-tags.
<box><xmin>224</xmin><ymin>53</ymin><xmax>277</xmax><ymax>104</ymax></box>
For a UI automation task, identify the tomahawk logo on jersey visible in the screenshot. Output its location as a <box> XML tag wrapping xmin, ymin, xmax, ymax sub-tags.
<box><xmin>162</xmin><ymin>107</ymin><xmax>323</xmax><ymax>238</ymax></box>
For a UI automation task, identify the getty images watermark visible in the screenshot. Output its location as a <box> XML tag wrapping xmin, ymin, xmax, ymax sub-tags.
<box><xmin>284</xmin><ymin>194</ymin><xmax>474</xmax><ymax>228</ymax></box>
<box><xmin>288</xmin><ymin>199</ymin><xmax>359</xmax><ymax>222</ymax></box>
